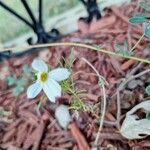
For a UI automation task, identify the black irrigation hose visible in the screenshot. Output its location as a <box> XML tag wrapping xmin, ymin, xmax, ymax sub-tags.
<box><xmin>0</xmin><ymin>48</ymin><xmax>40</xmax><ymax>61</ymax></box>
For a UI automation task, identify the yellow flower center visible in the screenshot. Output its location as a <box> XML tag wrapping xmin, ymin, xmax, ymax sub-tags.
<box><xmin>40</xmin><ymin>72</ymin><xmax>48</xmax><ymax>82</ymax></box>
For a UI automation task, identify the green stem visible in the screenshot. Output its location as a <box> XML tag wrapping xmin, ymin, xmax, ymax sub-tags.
<box><xmin>36</xmin><ymin>96</ymin><xmax>47</xmax><ymax>110</ymax></box>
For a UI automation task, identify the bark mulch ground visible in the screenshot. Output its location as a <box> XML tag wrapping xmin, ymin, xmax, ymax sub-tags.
<box><xmin>0</xmin><ymin>1</ymin><xmax>150</xmax><ymax>149</ymax></box>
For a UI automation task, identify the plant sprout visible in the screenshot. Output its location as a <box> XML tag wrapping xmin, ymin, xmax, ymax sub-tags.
<box><xmin>7</xmin><ymin>64</ymin><xmax>32</xmax><ymax>96</ymax></box>
<box><xmin>27</xmin><ymin>58</ymin><xmax>71</xmax><ymax>102</ymax></box>
<box><xmin>129</xmin><ymin>1</ymin><xmax>150</xmax><ymax>127</ymax></box>
<box><xmin>129</xmin><ymin>2</ymin><xmax>150</xmax><ymax>39</ymax></box>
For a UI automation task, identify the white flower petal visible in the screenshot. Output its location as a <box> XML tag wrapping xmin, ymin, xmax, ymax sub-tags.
<box><xmin>27</xmin><ymin>82</ymin><xmax>42</xmax><ymax>99</ymax></box>
<box><xmin>55</xmin><ymin>105</ymin><xmax>71</xmax><ymax>129</ymax></box>
<box><xmin>49</xmin><ymin>68</ymin><xmax>71</xmax><ymax>82</ymax></box>
<box><xmin>43</xmin><ymin>79</ymin><xmax>61</xmax><ymax>102</ymax></box>
<box><xmin>32</xmin><ymin>58</ymin><xmax>48</xmax><ymax>72</ymax></box>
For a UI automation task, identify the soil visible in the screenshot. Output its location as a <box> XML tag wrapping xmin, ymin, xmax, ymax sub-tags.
<box><xmin>0</xmin><ymin>1</ymin><xmax>150</xmax><ymax>150</ymax></box>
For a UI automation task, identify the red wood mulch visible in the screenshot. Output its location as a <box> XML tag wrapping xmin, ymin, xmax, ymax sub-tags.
<box><xmin>0</xmin><ymin>1</ymin><xmax>150</xmax><ymax>150</ymax></box>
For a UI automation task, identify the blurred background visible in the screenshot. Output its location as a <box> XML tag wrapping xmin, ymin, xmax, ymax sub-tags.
<box><xmin>0</xmin><ymin>0</ymin><xmax>79</xmax><ymax>43</ymax></box>
<box><xmin>0</xmin><ymin>0</ymin><xmax>129</xmax><ymax>48</ymax></box>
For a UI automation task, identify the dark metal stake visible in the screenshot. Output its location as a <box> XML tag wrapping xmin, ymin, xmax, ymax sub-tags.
<box><xmin>21</xmin><ymin>0</ymin><xmax>37</xmax><ymax>25</ymax></box>
<box><xmin>39</xmin><ymin>0</ymin><xmax>43</xmax><ymax>25</ymax></box>
<box><xmin>0</xmin><ymin>0</ymin><xmax>101</xmax><ymax>59</ymax></box>
<box><xmin>0</xmin><ymin>1</ymin><xmax>33</xmax><ymax>29</ymax></box>
<box><xmin>79</xmin><ymin>0</ymin><xmax>101</xmax><ymax>23</ymax></box>
<box><xmin>0</xmin><ymin>0</ymin><xmax>61</xmax><ymax>45</ymax></box>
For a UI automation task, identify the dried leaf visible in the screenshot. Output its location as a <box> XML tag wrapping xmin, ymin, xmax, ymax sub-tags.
<box><xmin>120</xmin><ymin>115</ymin><xmax>150</xmax><ymax>139</ymax></box>
<box><xmin>126</xmin><ymin>100</ymin><xmax>150</xmax><ymax>115</ymax></box>
<box><xmin>120</xmin><ymin>100</ymin><xmax>150</xmax><ymax>139</ymax></box>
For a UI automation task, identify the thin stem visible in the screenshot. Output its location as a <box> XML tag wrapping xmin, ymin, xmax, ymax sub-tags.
<box><xmin>82</xmin><ymin>58</ymin><xmax>109</xmax><ymax>85</ymax></box>
<box><xmin>119</xmin><ymin>68</ymin><xmax>150</xmax><ymax>91</ymax></box>
<box><xmin>130</xmin><ymin>33</ymin><xmax>145</xmax><ymax>52</ymax></box>
<box><xmin>1</xmin><ymin>42</ymin><xmax>150</xmax><ymax>64</ymax></box>
<box><xmin>82</xmin><ymin>58</ymin><xmax>107</xmax><ymax>148</ymax></box>
<box><xmin>116</xmin><ymin>89</ymin><xmax>121</xmax><ymax>129</ymax></box>
<box><xmin>116</xmin><ymin>68</ymin><xmax>150</xmax><ymax>130</ymax></box>
<box><xmin>94</xmin><ymin>85</ymin><xmax>106</xmax><ymax>147</ymax></box>
<box><xmin>36</xmin><ymin>95</ymin><xmax>47</xmax><ymax>110</ymax></box>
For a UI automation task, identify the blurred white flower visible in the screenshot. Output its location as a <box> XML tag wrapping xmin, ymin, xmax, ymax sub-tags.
<box><xmin>27</xmin><ymin>58</ymin><xmax>70</xmax><ymax>102</ymax></box>
<box><xmin>55</xmin><ymin>105</ymin><xmax>72</xmax><ymax>129</ymax></box>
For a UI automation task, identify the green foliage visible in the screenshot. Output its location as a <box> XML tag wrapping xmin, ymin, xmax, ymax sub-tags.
<box><xmin>63</xmin><ymin>48</ymin><xmax>76</xmax><ymax>72</ymax></box>
<box><xmin>7</xmin><ymin>75</ymin><xmax>17</xmax><ymax>86</ymax></box>
<box><xmin>23</xmin><ymin>64</ymin><xmax>32</xmax><ymax>75</ymax></box>
<box><xmin>140</xmin><ymin>2</ymin><xmax>150</xmax><ymax>10</ymax></box>
<box><xmin>92</xmin><ymin>44</ymin><xmax>104</xmax><ymax>49</ymax></box>
<box><xmin>115</xmin><ymin>41</ymin><xmax>134</xmax><ymax>57</ymax></box>
<box><xmin>145</xmin><ymin>23</ymin><xmax>150</xmax><ymax>38</ymax></box>
<box><xmin>146</xmin><ymin>85</ymin><xmax>150</xmax><ymax>95</ymax></box>
<box><xmin>146</xmin><ymin>112</ymin><xmax>150</xmax><ymax>120</ymax></box>
<box><xmin>0</xmin><ymin>107</ymin><xmax>11</xmax><ymax>117</ymax></box>
<box><xmin>12</xmin><ymin>77</ymin><xmax>28</xmax><ymax>96</ymax></box>
<box><xmin>129</xmin><ymin>1</ymin><xmax>150</xmax><ymax>39</ymax></box>
<box><xmin>70</xmin><ymin>98</ymin><xmax>89</xmax><ymax>111</ymax></box>
<box><xmin>61</xmin><ymin>79</ymin><xmax>73</xmax><ymax>93</ymax></box>
<box><xmin>129</xmin><ymin>13</ymin><xmax>149</xmax><ymax>24</ymax></box>
<box><xmin>61</xmin><ymin>77</ymin><xmax>90</xmax><ymax>111</ymax></box>
<box><xmin>60</xmin><ymin>50</ymin><xmax>90</xmax><ymax>111</ymax></box>
<box><xmin>98</xmin><ymin>78</ymin><xmax>105</xmax><ymax>87</ymax></box>
<box><xmin>7</xmin><ymin>64</ymin><xmax>32</xmax><ymax>96</ymax></box>
<box><xmin>61</xmin><ymin>49</ymin><xmax>86</xmax><ymax>111</ymax></box>
<box><xmin>12</xmin><ymin>85</ymin><xmax>25</xmax><ymax>96</ymax></box>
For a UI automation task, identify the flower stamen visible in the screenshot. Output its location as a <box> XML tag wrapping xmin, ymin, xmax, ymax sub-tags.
<box><xmin>40</xmin><ymin>72</ymin><xmax>48</xmax><ymax>82</ymax></box>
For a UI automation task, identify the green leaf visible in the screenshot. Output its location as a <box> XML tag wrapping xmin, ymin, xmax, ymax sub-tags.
<box><xmin>0</xmin><ymin>107</ymin><xmax>11</xmax><ymax>117</ymax></box>
<box><xmin>98</xmin><ymin>78</ymin><xmax>105</xmax><ymax>87</ymax></box>
<box><xmin>17</xmin><ymin>77</ymin><xmax>28</xmax><ymax>87</ymax></box>
<box><xmin>116</xmin><ymin>50</ymin><xmax>134</xmax><ymax>57</ymax></box>
<box><xmin>7</xmin><ymin>75</ymin><xmax>17</xmax><ymax>86</ymax></box>
<box><xmin>145</xmin><ymin>23</ymin><xmax>150</xmax><ymax>38</ymax></box>
<box><xmin>68</xmin><ymin>48</ymin><xmax>75</xmax><ymax>70</ymax></box>
<box><xmin>115</xmin><ymin>42</ymin><xmax>134</xmax><ymax>57</ymax></box>
<box><xmin>92</xmin><ymin>44</ymin><xmax>104</xmax><ymax>49</ymax></box>
<box><xmin>12</xmin><ymin>85</ymin><xmax>24</xmax><ymax>96</ymax></box>
<box><xmin>129</xmin><ymin>17</ymin><xmax>148</xmax><ymax>24</ymax></box>
<box><xmin>146</xmin><ymin>112</ymin><xmax>150</xmax><ymax>120</ymax></box>
<box><xmin>146</xmin><ymin>85</ymin><xmax>150</xmax><ymax>95</ymax></box>
<box><xmin>135</xmin><ymin>13</ymin><xmax>149</xmax><ymax>18</ymax></box>
<box><xmin>23</xmin><ymin>64</ymin><xmax>32</xmax><ymax>75</ymax></box>
<box><xmin>129</xmin><ymin>15</ymin><xmax>148</xmax><ymax>24</ymax></box>
<box><xmin>140</xmin><ymin>2</ymin><xmax>150</xmax><ymax>10</ymax></box>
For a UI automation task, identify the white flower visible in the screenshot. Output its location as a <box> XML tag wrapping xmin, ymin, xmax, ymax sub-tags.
<box><xmin>55</xmin><ymin>105</ymin><xmax>72</xmax><ymax>129</ymax></box>
<box><xmin>27</xmin><ymin>58</ymin><xmax>71</xmax><ymax>102</ymax></box>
